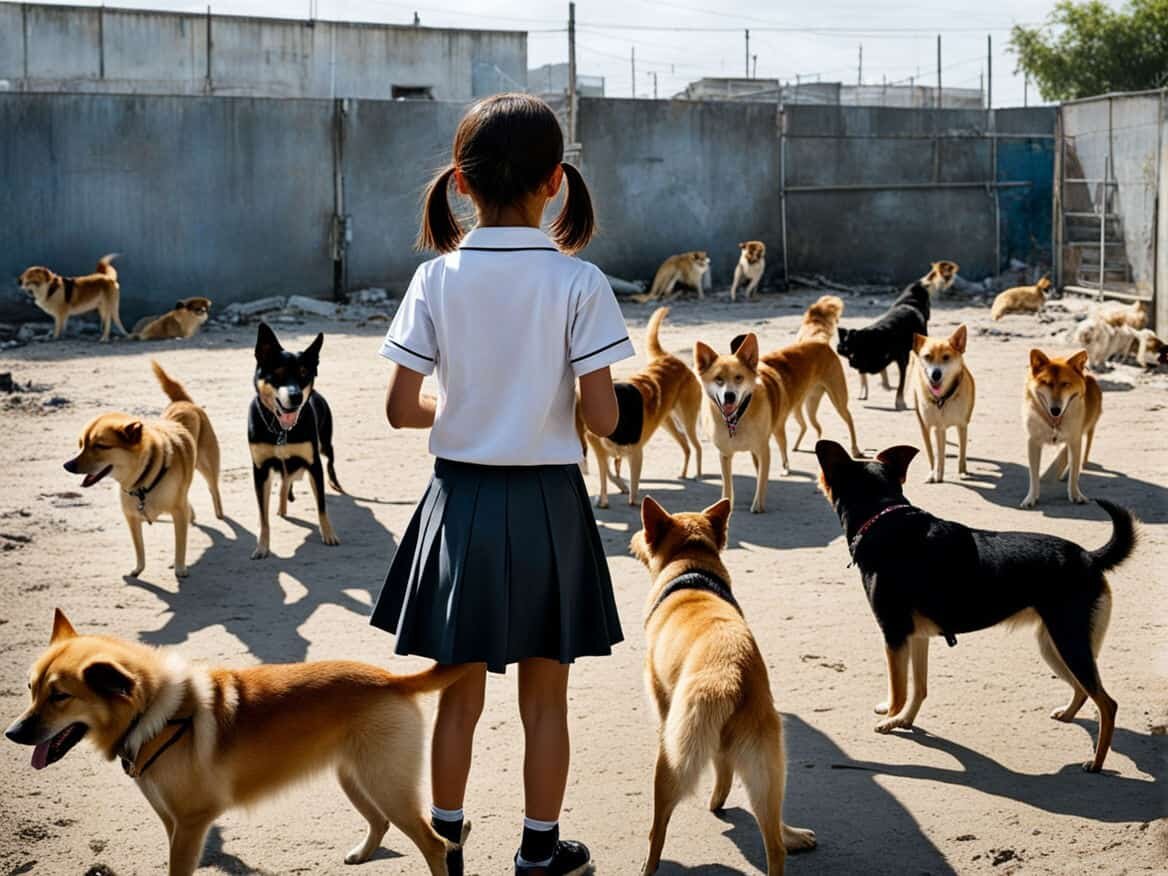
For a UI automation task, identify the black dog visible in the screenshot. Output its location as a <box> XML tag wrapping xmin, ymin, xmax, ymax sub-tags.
<box><xmin>249</xmin><ymin>322</ymin><xmax>343</xmax><ymax>559</ymax></box>
<box><xmin>814</xmin><ymin>438</ymin><xmax>1134</xmax><ymax>772</ymax></box>
<box><xmin>836</xmin><ymin>262</ymin><xmax>956</xmax><ymax>409</ymax></box>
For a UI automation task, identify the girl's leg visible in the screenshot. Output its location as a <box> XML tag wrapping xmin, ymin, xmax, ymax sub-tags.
<box><xmin>518</xmin><ymin>658</ymin><xmax>571</xmax><ymax>820</ymax></box>
<box><xmin>432</xmin><ymin>663</ymin><xmax>487</xmax><ymax>809</ymax></box>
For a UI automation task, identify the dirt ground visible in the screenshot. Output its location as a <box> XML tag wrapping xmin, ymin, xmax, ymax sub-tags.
<box><xmin>0</xmin><ymin>287</ymin><xmax>1165</xmax><ymax>876</ymax></box>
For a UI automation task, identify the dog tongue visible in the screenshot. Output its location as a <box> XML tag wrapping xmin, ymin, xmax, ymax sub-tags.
<box><xmin>277</xmin><ymin>410</ymin><xmax>299</xmax><ymax>429</ymax></box>
<box><xmin>31</xmin><ymin>741</ymin><xmax>50</xmax><ymax>770</ymax></box>
<box><xmin>929</xmin><ymin>383</ymin><xmax>943</xmax><ymax>397</ymax></box>
<box><xmin>721</xmin><ymin>402</ymin><xmax>737</xmax><ymax>417</ymax></box>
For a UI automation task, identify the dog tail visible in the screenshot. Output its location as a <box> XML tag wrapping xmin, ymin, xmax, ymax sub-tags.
<box><xmin>645</xmin><ymin>306</ymin><xmax>670</xmax><ymax>359</ymax></box>
<box><xmin>1089</xmin><ymin>499</ymin><xmax>1137</xmax><ymax>572</ymax></box>
<box><xmin>662</xmin><ymin>676</ymin><xmax>736</xmax><ymax>783</ymax></box>
<box><xmin>96</xmin><ymin>253</ymin><xmax>119</xmax><ymax>279</ymax></box>
<box><xmin>151</xmin><ymin>360</ymin><xmax>194</xmax><ymax>403</ymax></box>
<box><xmin>390</xmin><ymin>663</ymin><xmax>470</xmax><ymax>695</ymax></box>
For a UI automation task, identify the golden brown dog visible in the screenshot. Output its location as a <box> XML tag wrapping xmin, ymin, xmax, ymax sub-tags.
<box><xmin>694</xmin><ymin>333</ymin><xmax>784</xmax><ymax>513</ymax></box>
<box><xmin>133</xmin><ymin>297</ymin><xmax>213</xmax><ymax>340</ymax></box>
<box><xmin>1022</xmin><ymin>349</ymin><xmax>1102</xmax><ymax>508</ymax></box>
<box><xmin>991</xmin><ymin>275</ymin><xmax>1052</xmax><ymax>320</ymax></box>
<box><xmin>912</xmin><ymin>325</ymin><xmax>976</xmax><ymax>483</ymax></box>
<box><xmin>17</xmin><ymin>254</ymin><xmax>128</xmax><ymax>341</ymax></box>
<box><xmin>631</xmin><ymin>497</ymin><xmax>815</xmax><ymax>874</ymax></box>
<box><xmin>634</xmin><ymin>251</ymin><xmax>711</xmax><ymax>302</ymax></box>
<box><xmin>579</xmin><ymin>307</ymin><xmax>703</xmax><ymax>508</ymax></box>
<box><xmin>730</xmin><ymin>241</ymin><xmax>766</xmax><ymax>301</ymax></box>
<box><xmin>794</xmin><ymin>295</ymin><xmax>844</xmax><ymax>344</ymax></box>
<box><xmin>63</xmin><ymin>362</ymin><xmax>224</xmax><ymax>578</ymax></box>
<box><xmin>1097</xmin><ymin>299</ymin><xmax>1149</xmax><ymax>330</ymax></box>
<box><xmin>5</xmin><ymin>610</ymin><xmax>463</xmax><ymax>876</ymax></box>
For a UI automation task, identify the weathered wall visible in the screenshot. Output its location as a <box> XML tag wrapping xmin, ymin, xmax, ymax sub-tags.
<box><xmin>0</xmin><ymin>2</ymin><xmax>526</xmax><ymax>101</ymax></box>
<box><xmin>0</xmin><ymin>93</ymin><xmax>335</xmax><ymax>321</ymax></box>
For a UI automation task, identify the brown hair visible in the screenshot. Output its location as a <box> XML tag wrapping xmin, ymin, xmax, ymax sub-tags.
<box><xmin>417</xmin><ymin>93</ymin><xmax>596</xmax><ymax>254</ymax></box>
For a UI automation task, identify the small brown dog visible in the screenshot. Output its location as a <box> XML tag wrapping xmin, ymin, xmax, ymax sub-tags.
<box><xmin>5</xmin><ymin>610</ymin><xmax>464</xmax><ymax>876</ymax></box>
<box><xmin>64</xmin><ymin>362</ymin><xmax>224</xmax><ymax>578</ymax></box>
<box><xmin>133</xmin><ymin>297</ymin><xmax>213</xmax><ymax>340</ymax></box>
<box><xmin>991</xmin><ymin>275</ymin><xmax>1052</xmax><ymax>320</ymax></box>
<box><xmin>17</xmin><ymin>254</ymin><xmax>128</xmax><ymax>341</ymax></box>
<box><xmin>795</xmin><ymin>295</ymin><xmax>844</xmax><ymax>344</ymax></box>
<box><xmin>632</xmin><ymin>497</ymin><xmax>816</xmax><ymax>874</ymax></box>
<box><xmin>1097</xmin><ymin>299</ymin><xmax>1149</xmax><ymax>330</ymax></box>
<box><xmin>579</xmin><ymin>307</ymin><xmax>703</xmax><ymax>507</ymax></box>
<box><xmin>635</xmin><ymin>251</ymin><xmax>711</xmax><ymax>302</ymax></box>
<box><xmin>730</xmin><ymin>241</ymin><xmax>766</xmax><ymax>301</ymax></box>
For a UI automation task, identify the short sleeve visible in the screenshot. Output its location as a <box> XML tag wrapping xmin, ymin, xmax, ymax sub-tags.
<box><xmin>380</xmin><ymin>267</ymin><xmax>437</xmax><ymax>375</ymax></box>
<box><xmin>569</xmin><ymin>267</ymin><xmax>635</xmax><ymax>377</ymax></box>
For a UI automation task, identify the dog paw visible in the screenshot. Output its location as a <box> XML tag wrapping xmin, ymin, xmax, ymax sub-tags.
<box><xmin>1050</xmin><ymin>707</ymin><xmax>1077</xmax><ymax>722</ymax></box>
<box><xmin>750</xmin><ymin>501</ymin><xmax>766</xmax><ymax>514</ymax></box>
<box><xmin>894</xmin><ymin>400</ymin><xmax>907</xmax><ymax>411</ymax></box>
<box><xmin>344</xmin><ymin>846</ymin><xmax>373</xmax><ymax>865</ymax></box>
<box><xmin>874</xmin><ymin>701</ymin><xmax>889</xmax><ymax>715</ymax></box>
<box><xmin>1020</xmin><ymin>495</ymin><xmax>1038</xmax><ymax>509</ymax></box>
<box><xmin>174</xmin><ymin>566</ymin><xmax>189</xmax><ymax>579</ymax></box>
<box><xmin>595</xmin><ymin>497</ymin><xmax>609</xmax><ymax>509</ymax></box>
<box><xmin>1069</xmin><ymin>491</ymin><xmax>1089</xmax><ymax>504</ymax></box>
<box><xmin>1082</xmin><ymin>760</ymin><xmax>1103</xmax><ymax>773</ymax></box>
<box><xmin>925</xmin><ymin>472</ymin><xmax>940</xmax><ymax>484</ymax></box>
<box><xmin>782</xmin><ymin>824</ymin><xmax>817</xmax><ymax>851</ymax></box>
<box><xmin>322</xmin><ymin>531</ymin><xmax>341</xmax><ymax>546</ymax></box>
<box><xmin>128</xmin><ymin>566</ymin><xmax>144</xmax><ymax>578</ymax></box>
<box><xmin>251</xmin><ymin>545</ymin><xmax>270</xmax><ymax>560</ymax></box>
<box><xmin>875</xmin><ymin>715</ymin><xmax>914</xmax><ymax>733</ymax></box>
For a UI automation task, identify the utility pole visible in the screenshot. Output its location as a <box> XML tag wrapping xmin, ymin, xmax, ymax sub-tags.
<box><xmin>752</xmin><ymin>54</ymin><xmax>757</xmax><ymax>80</ymax></box>
<box><xmin>936</xmin><ymin>34</ymin><xmax>942</xmax><ymax>109</ymax></box>
<box><xmin>651</xmin><ymin>71</ymin><xmax>658</xmax><ymax>99</ymax></box>
<box><xmin>986</xmin><ymin>34</ymin><xmax>993</xmax><ymax>109</ymax></box>
<box><xmin>980</xmin><ymin>71</ymin><xmax>985</xmax><ymax>107</ymax></box>
<box><xmin>857</xmin><ymin>44</ymin><xmax>862</xmax><ymax>86</ymax></box>
<box><xmin>631</xmin><ymin>46</ymin><xmax>636</xmax><ymax>98</ymax></box>
<box><xmin>567</xmin><ymin>2</ymin><xmax>577</xmax><ymax>143</ymax></box>
<box><xmin>1023</xmin><ymin>72</ymin><xmax>1029</xmax><ymax>107</ymax></box>
<box><xmin>744</xmin><ymin>29</ymin><xmax>750</xmax><ymax>78</ymax></box>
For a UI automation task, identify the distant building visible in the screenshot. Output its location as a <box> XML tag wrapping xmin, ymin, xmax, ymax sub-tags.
<box><xmin>0</xmin><ymin>2</ymin><xmax>527</xmax><ymax>101</ymax></box>
<box><xmin>675</xmin><ymin>76</ymin><xmax>983</xmax><ymax>109</ymax></box>
<box><xmin>529</xmin><ymin>63</ymin><xmax>605</xmax><ymax>99</ymax></box>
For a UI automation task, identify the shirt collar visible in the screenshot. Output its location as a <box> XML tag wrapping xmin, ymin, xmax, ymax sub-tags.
<box><xmin>459</xmin><ymin>226</ymin><xmax>558</xmax><ymax>250</ymax></box>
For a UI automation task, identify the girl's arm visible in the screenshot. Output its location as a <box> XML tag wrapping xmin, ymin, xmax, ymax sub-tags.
<box><xmin>385</xmin><ymin>364</ymin><xmax>437</xmax><ymax>429</ymax></box>
<box><xmin>578</xmin><ymin>367</ymin><xmax>619</xmax><ymax>438</ymax></box>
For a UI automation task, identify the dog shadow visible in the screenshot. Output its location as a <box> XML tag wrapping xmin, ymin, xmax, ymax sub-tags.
<box><xmin>831</xmin><ymin>720</ymin><xmax>1162</xmax><ymax>823</ymax></box>
<box><xmin>950</xmin><ymin>456</ymin><xmax>1168</xmax><ymax>524</ymax></box>
<box><xmin>656</xmin><ymin>714</ymin><xmax>954</xmax><ymax>875</ymax></box>
<box><xmin>126</xmin><ymin>493</ymin><xmax>393</xmax><ymax>663</ymax></box>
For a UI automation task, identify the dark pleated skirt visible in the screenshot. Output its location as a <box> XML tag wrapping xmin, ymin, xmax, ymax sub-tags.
<box><xmin>370</xmin><ymin>458</ymin><xmax>624</xmax><ymax>673</ymax></box>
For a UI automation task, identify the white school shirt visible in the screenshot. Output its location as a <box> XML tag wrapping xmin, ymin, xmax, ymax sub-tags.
<box><xmin>380</xmin><ymin>226</ymin><xmax>635</xmax><ymax>466</ymax></box>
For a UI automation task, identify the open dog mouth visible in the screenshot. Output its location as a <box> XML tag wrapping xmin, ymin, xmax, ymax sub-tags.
<box><xmin>81</xmin><ymin>465</ymin><xmax>113</xmax><ymax>488</ymax></box>
<box><xmin>31</xmin><ymin>722</ymin><xmax>87</xmax><ymax>769</ymax></box>
<box><xmin>273</xmin><ymin>400</ymin><xmax>302</xmax><ymax>430</ymax></box>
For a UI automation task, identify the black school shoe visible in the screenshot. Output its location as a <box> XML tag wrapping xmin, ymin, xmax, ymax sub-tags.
<box><xmin>514</xmin><ymin>838</ymin><xmax>593</xmax><ymax>876</ymax></box>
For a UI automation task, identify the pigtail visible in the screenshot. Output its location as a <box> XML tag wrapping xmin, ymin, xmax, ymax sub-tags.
<box><xmin>416</xmin><ymin>166</ymin><xmax>463</xmax><ymax>253</ymax></box>
<box><xmin>550</xmin><ymin>162</ymin><xmax>596</xmax><ymax>254</ymax></box>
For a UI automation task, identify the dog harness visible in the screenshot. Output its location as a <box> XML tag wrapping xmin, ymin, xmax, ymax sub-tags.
<box><xmin>126</xmin><ymin>463</ymin><xmax>169</xmax><ymax>514</ymax></box>
<box><xmin>258</xmin><ymin>404</ymin><xmax>289</xmax><ymax>446</ymax></box>
<box><xmin>1028</xmin><ymin>389</ymin><xmax>1078</xmax><ymax>441</ymax></box>
<box><xmin>117</xmin><ymin>714</ymin><xmax>193</xmax><ymax>779</ymax></box>
<box><xmin>648</xmin><ymin>569</ymin><xmax>742</xmax><ymax>622</ymax></box>
<box><xmin>924</xmin><ymin>370</ymin><xmax>963</xmax><ymax>409</ymax></box>
<box><xmin>719</xmin><ymin>394</ymin><xmax>752</xmax><ymax>438</ymax></box>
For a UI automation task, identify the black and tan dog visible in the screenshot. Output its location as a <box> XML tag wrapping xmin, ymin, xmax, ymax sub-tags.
<box><xmin>249</xmin><ymin>322</ymin><xmax>343</xmax><ymax>559</ymax></box>
<box><xmin>815</xmin><ymin>439</ymin><xmax>1134</xmax><ymax>772</ymax></box>
<box><xmin>17</xmin><ymin>254</ymin><xmax>128</xmax><ymax>341</ymax></box>
<box><xmin>5</xmin><ymin>610</ymin><xmax>464</xmax><ymax>875</ymax></box>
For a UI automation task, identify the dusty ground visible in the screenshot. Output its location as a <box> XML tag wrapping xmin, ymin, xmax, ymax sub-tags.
<box><xmin>0</xmin><ymin>288</ymin><xmax>1165</xmax><ymax>876</ymax></box>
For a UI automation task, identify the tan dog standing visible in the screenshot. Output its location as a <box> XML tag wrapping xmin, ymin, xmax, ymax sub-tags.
<box><xmin>795</xmin><ymin>295</ymin><xmax>844</xmax><ymax>344</ymax></box>
<box><xmin>133</xmin><ymin>297</ymin><xmax>213</xmax><ymax>340</ymax></box>
<box><xmin>5</xmin><ymin>610</ymin><xmax>463</xmax><ymax>876</ymax></box>
<box><xmin>1097</xmin><ymin>299</ymin><xmax>1149</xmax><ymax>330</ymax></box>
<box><xmin>991</xmin><ymin>275</ymin><xmax>1052</xmax><ymax>320</ymax></box>
<box><xmin>580</xmin><ymin>307</ymin><xmax>702</xmax><ymax>507</ymax></box>
<box><xmin>17</xmin><ymin>253</ymin><xmax>128</xmax><ymax>341</ymax></box>
<box><xmin>730</xmin><ymin>241</ymin><xmax>766</xmax><ymax>301</ymax></box>
<box><xmin>63</xmin><ymin>362</ymin><xmax>224</xmax><ymax>578</ymax></box>
<box><xmin>635</xmin><ymin>251</ymin><xmax>711</xmax><ymax>302</ymax></box>
<box><xmin>695</xmin><ymin>333</ymin><xmax>785</xmax><ymax>513</ymax></box>
<box><xmin>912</xmin><ymin>325</ymin><xmax>976</xmax><ymax>483</ymax></box>
<box><xmin>631</xmin><ymin>497</ymin><xmax>816</xmax><ymax>874</ymax></box>
<box><xmin>1022</xmin><ymin>349</ymin><xmax>1102</xmax><ymax>508</ymax></box>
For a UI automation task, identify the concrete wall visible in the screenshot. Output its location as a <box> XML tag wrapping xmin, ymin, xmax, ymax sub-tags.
<box><xmin>0</xmin><ymin>2</ymin><xmax>526</xmax><ymax>101</ymax></box>
<box><xmin>0</xmin><ymin>92</ymin><xmax>335</xmax><ymax>321</ymax></box>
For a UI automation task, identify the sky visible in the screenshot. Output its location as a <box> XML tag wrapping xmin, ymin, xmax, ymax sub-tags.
<box><xmin>33</xmin><ymin>0</ymin><xmax>1125</xmax><ymax>107</ymax></box>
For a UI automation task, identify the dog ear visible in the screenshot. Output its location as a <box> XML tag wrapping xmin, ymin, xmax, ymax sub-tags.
<box><xmin>1029</xmin><ymin>348</ymin><xmax>1050</xmax><ymax>374</ymax></box>
<box><xmin>815</xmin><ymin>439</ymin><xmax>853</xmax><ymax>485</ymax></box>
<box><xmin>117</xmin><ymin>420</ymin><xmax>143</xmax><ymax>446</ymax></box>
<box><xmin>729</xmin><ymin>334</ymin><xmax>746</xmax><ymax>354</ymax></box>
<box><xmin>733</xmin><ymin>333</ymin><xmax>759</xmax><ymax>370</ymax></box>
<box><xmin>738</xmin><ymin>242</ymin><xmax>747</xmax><ymax>249</ymax></box>
<box><xmin>303</xmin><ymin>333</ymin><xmax>324</xmax><ymax>364</ymax></box>
<box><xmin>949</xmin><ymin>324</ymin><xmax>968</xmax><ymax>354</ymax></box>
<box><xmin>82</xmin><ymin>661</ymin><xmax>135</xmax><ymax>699</ymax></box>
<box><xmin>255</xmin><ymin>322</ymin><xmax>281</xmax><ymax>363</ymax></box>
<box><xmin>693</xmin><ymin>341</ymin><xmax>718</xmax><ymax>373</ymax></box>
<box><xmin>876</xmin><ymin>445</ymin><xmax>919</xmax><ymax>483</ymax></box>
<box><xmin>174</xmin><ymin>300</ymin><xmax>186</xmax><ymax>310</ymax></box>
<box><xmin>702</xmin><ymin>498</ymin><xmax>732</xmax><ymax>549</ymax></box>
<box><xmin>912</xmin><ymin>333</ymin><xmax>928</xmax><ymax>354</ymax></box>
<box><xmin>640</xmin><ymin>496</ymin><xmax>673</xmax><ymax>549</ymax></box>
<box><xmin>1067</xmin><ymin>350</ymin><xmax>1089</xmax><ymax>374</ymax></box>
<box><xmin>51</xmin><ymin>608</ymin><xmax>77</xmax><ymax>644</ymax></box>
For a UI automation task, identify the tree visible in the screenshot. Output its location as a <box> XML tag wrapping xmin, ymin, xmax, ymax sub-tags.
<box><xmin>1009</xmin><ymin>0</ymin><xmax>1168</xmax><ymax>101</ymax></box>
